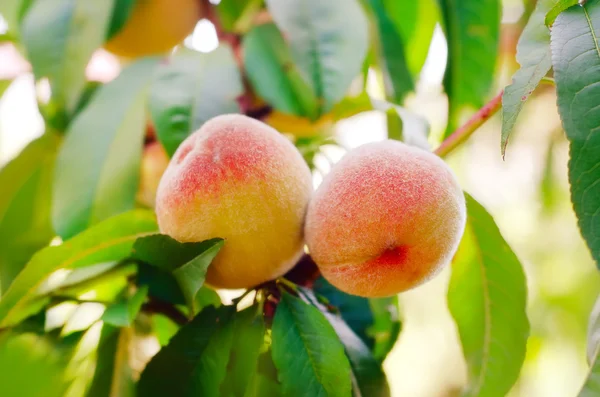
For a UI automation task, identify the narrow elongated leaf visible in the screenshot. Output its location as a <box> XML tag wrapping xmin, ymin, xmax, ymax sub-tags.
<box><xmin>546</xmin><ymin>0</ymin><xmax>580</xmax><ymax>26</ymax></box>
<box><xmin>102</xmin><ymin>286</ymin><xmax>149</xmax><ymax>327</ymax></box>
<box><xmin>300</xmin><ymin>287</ymin><xmax>391</xmax><ymax>397</ymax></box>
<box><xmin>137</xmin><ymin>305</ymin><xmax>235</xmax><ymax>397</ymax></box>
<box><xmin>0</xmin><ymin>0</ymin><xmax>33</xmax><ymax>34</ymax></box>
<box><xmin>551</xmin><ymin>0</ymin><xmax>600</xmax><ymax>266</ymax></box>
<box><xmin>21</xmin><ymin>0</ymin><xmax>115</xmax><ymax>112</ymax></box>
<box><xmin>502</xmin><ymin>0</ymin><xmax>555</xmax><ymax>156</ymax></box>
<box><xmin>367</xmin><ymin>0</ymin><xmax>414</xmax><ymax>102</ymax></box>
<box><xmin>271</xmin><ymin>292</ymin><xmax>352</xmax><ymax>397</ymax></box>
<box><xmin>448</xmin><ymin>194</ymin><xmax>529</xmax><ymax>397</ymax></box>
<box><xmin>87</xmin><ymin>325</ymin><xmax>134</xmax><ymax>397</ymax></box>
<box><xmin>53</xmin><ymin>58</ymin><xmax>159</xmax><ymax>239</ymax></box>
<box><xmin>265</xmin><ymin>0</ymin><xmax>369</xmax><ymax>113</ymax></box>
<box><xmin>0</xmin><ymin>133</ymin><xmax>59</xmax><ymax>294</ymax></box>
<box><xmin>438</xmin><ymin>0</ymin><xmax>500</xmax><ymax>136</ymax></box>
<box><xmin>579</xmin><ymin>295</ymin><xmax>600</xmax><ymax>396</ymax></box>
<box><xmin>106</xmin><ymin>0</ymin><xmax>136</xmax><ymax>39</ymax></box>
<box><xmin>243</xmin><ymin>23</ymin><xmax>319</xmax><ymax>118</ymax></box>
<box><xmin>149</xmin><ymin>45</ymin><xmax>243</xmax><ymax>156</ymax></box>
<box><xmin>0</xmin><ymin>210</ymin><xmax>157</xmax><ymax>328</ymax></box>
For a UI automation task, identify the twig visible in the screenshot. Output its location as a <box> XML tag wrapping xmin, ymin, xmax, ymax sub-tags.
<box><xmin>434</xmin><ymin>90</ymin><xmax>504</xmax><ymax>158</ymax></box>
<box><xmin>141</xmin><ymin>298</ymin><xmax>188</xmax><ymax>326</ymax></box>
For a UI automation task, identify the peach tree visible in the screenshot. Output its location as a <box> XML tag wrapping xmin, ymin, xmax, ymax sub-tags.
<box><xmin>0</xmin><ymin>0</ymin><xmax>598</xmax><ymax>396</ymax></box>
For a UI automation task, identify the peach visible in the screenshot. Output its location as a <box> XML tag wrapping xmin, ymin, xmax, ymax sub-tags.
<box><xmin>137</xmin><ymin>142</ymin><xmax>170</xmax><ymax>208</ymax></box>
<box><xmin>105</xmin><ymin>0</ymin><xmax>201</xmax><ymax>58</ymax></box>
<box><xmin>155</xmin><ymin>114</ymin><xmax>313</xmax><ymax>289</ymax></box>
<box><xmin>305</xmin><ymin>140</ymin><xmax>466</xmax><ymax>297</ymax></box>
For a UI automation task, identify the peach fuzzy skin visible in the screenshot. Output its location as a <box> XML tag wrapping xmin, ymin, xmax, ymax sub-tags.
<box><xmin>105</xmin><ymin>0</ymin><xmax>201</xmax><ymax>58</ymax></box>
<box><xmin>137</xmin><ymin>142</ymin><xmax>170</xmax><ymax>208</ymax></box>
<box><xmin>155</xmin><ymin>114</ymin><xmax>313</xmax><ymax>289</ymax></box>
<box><xmin>305</xmin><ymin>140</ymin><xmax>466</xmax><ymax>297</ymax></box>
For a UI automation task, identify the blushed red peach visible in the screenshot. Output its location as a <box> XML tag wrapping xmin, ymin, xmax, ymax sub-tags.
<box><xmin>305</xmin><ymin>140</ymin><xmax>466</xmax><ymax>297</ymax></box>
<box><xmin>155</xmin><ymin>114</ymin><xmax>313</xmax><ymax>289</ymax></box>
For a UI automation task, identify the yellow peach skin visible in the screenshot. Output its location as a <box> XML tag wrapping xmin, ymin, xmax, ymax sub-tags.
<box><xmin>155</xmin><ymin>114</ymin><xmax>313</xmax><ymax>289</ymax></box>
<box><xmin>105</xmin><ymin>0</ymin><xmax>201</xmax><ymax>58</ymax></box>
<box><xmin>305</xmin><ymin>140</ymin><xmax>466</xmax><ymax>297</ymax></box>
<box><xmin>137</xmin><ymin>142</ymin><xmax>170</xmax><ymax>208</ymax></box>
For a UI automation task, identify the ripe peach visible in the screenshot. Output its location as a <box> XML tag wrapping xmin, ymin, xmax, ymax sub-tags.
<box><xmin>305</xmin><ymin>140</ymin><xmax>466</xmax><ymax>297</ymax></box>
<box><xmin>137</xmin><ymin>142</ymin><xmax>170</xmax><ymax>208</ymax></box>
<box><xmin>155</xmin><ymin>114</ymin><xmax>313</xmax><ymax>289</ymax></box>
<box><xmin>105</xmin><ymin>0</ymin><xmax>201</xmax><ymax>58</ymax></box>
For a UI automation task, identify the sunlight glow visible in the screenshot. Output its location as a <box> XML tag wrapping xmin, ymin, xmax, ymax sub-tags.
<box><xmin>184</xmin><ymin>19</ymin><xmax>219</xmax><ymax>53</ymax></box>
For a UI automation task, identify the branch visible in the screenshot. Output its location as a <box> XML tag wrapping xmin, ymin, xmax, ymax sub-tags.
<box><xmin>434</xmin><ymin>90</ymin><xmax>503</xmax><ymax>158</ymax></box>
<box><xmin>141</xmin><ymin>298</ymin><xmax>188</xmax><ymax>326</ymax></box>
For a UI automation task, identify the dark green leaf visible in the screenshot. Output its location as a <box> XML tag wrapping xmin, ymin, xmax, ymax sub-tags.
<box><xmin>106</xmin><ymin>0</ymin><xmax>137</xmax><ymax>39</ymax></box>
<box><xmin>367</xmin><ymin>0</ymin><xmax>414</xmax><ymax>102</ymax></box>
<box><xmin>102</xmin><ymin>286</ymin><xmax>149</xmax><ymax>327</ymax></box>
<box><xmin>438</xmin><ymin>0</ymin><xmax>500</xmax><ymax>136</ymax></box>
<box><xmin>138</xmin><ymin>305</ymin><xmax>235</xmax><ymax>397</ymax></box>
<box><xmin>53</xmin><ymin>58</ymin><xmax>159</xmax><ymax>239</ymax></box>
<box><xmin>300</xmin><ymin>287</ymin><xmax>391</xmax><ymax>397</ymax></box>
<box><xmin>448</xmin><ymin>194</ymin><xmax>529</xmax><ymax>397</ymax></box>
<box><xmin>501</xmin><ymin>0</ymin><xmax>555</xmax><ymax>156</ymax></box>
<box><xmin>132</xmin><ymin>234</ymin><xmax>224</xmax><ymax>310</ymax></box>
<box><xmin>243</xmin><ymin>23</ymin><xmax>318</xmax><ymax>118</ymax></box>
<box><xmin>265</xmin><ymin>0</ymin><xmax>369</xmax><ymax>113</ymax></box>
<box><xmin>87</xmin><ymin>325</ymin><xmax>135</xmax><ymax>397</ymax></box>
<box><xmin>0</xmin><ymin>210</ymin><xmax>157</xmax><ymax>328</ymax></box>
<box><xmin>367</xmin><ymin>298</ymin><xmax>401</xmax><ymax>363</ymax></box>
<box><xmin>0</xmin><ymin>133</ymin><xmax>59</xmax><ymax>295</ymax></box>
<box><xmin>384</xmin><ymin>0</ymin><xmax>438</xmax><ymax>76</ymax></box>
<box><xmin>271</xmin><ymin>292</ymin><xmax>352</xmax><ymax>397</ymax></box>
<box><xmin>222</xmin><ymin>306</ymin><xmax>266</xmax><ymax>397</ymax></box>
<box><xmin>551</xmin><ymin>0</ymin><xmax>600</xmax><ymax>266</ymax></box>
<box><xmin>546</xmin><ymin>0</ymin><xmax>580</xmax><ymax>26</ymax></box>
<box><xmin>149</xmin><ymin>45</ymin><xmax>243</xmax><ymax>157</ymax></box>
<box><xmin>21</xmin><ymin>0</ymin><xmax>115</xmax><ymax>112</ymax></box>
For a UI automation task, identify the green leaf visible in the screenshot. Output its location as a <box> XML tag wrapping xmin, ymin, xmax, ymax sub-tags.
<box><xmin>367</xmin><ymin>298</ymin><xmax>401</xmax><ymax>363</ymax></box>
<box><xmin>87</xmin><ymin>325</ymin><xmax>135</xmax><ymax>397</ymax></box>
<box><xmin>53</xmin><ymin>58</ymin><xmax>159</xmax><ymax>239</ymax></box>
<box><xmin>222</xmin><ymin>306</ymin><xmax>266</xmax><ymax>397</ymax></box>
<box><xmin>367</xmin><ymin>0</ymin><xmax>414</xmax><ymax>102</ymax></box>
<box><xmin>217</xmin><ymin>0</ymin><xmax>263</xmax><ymax>33</ymax></box>
<box><xmin>384</xmin><ymin>0</ymin><xmax>438</xmax><ymax>76</ymax></box>
<box><xmin>546</xmin><ymin>0</ymin><xmax>580</xmax><ymax>26</ymax></box>
<box><xmin>106</xmin><ymin>0</ymin><xmax>136</xmax><ymax>39</ymax></box>
<box><xmin>21</xmin><ymin>0</ymin><xmax>115</xmax><ymax>113</ymax></box>
<box><xmin>371</xmin><ymin>98</ymin><xmax>431</xmax><ymax>150</ymax></box>
<box><xmin>149</xmin><ymin>45</ymin><xmax>243</xmax><ymax>157</ymax></box>
<box><xmin>438</xmin><ymin>0</ymin><xmax>500</xmax><ymax>136</ymax></box>
<box><xmin>243</xmin><ymin>23</ymin><xmax>319</xmax><ymax>119</ymax></box>
<box><xmin>0</xmin><ymin>0</ymin><xmax>33</xmax><ymax>33</ymax></box>
<box><xmin>271</xmin><ymin>292</ymin><xmax>352</xmax><ymax>397</ymax></box>
<box><xmin>102</xmin><ymin>286</ymin><xmax>149</xmax><ymax>327</ymax></box>
<box><xmin>0</xmin><ymin>133</ymin><xmax>59</xmax><ymax>295</ymax></box>
<box><xmin>265</xmin><ymin>0</ymin><xmax>369</xmax><ymax>113</ymax></box>
<box><xmin>132</xmin><ymin>234</ymin><xmax>224</xmax><ymax>311</ymax></box>
<box><xmin>448</xmin><ymin>194</ymin><xmax>529</xmax><ymax>397</ymax></box>
<box><xmin>138</xmin><ymin>305</ymin><xmax>235</xmax><ymax>397</ymax></box>
<box><xmin>0</xmin><ymin>210</ymin><xmax>157</xmax><ymax>328</ymax></box>
<box><xmin>579</xmin><ymin>294</ymin><xmax>600</xmax><ymax>396</ymax></box>
<box><xmin>299</xmin><ymin>287</ymin><xmax>391</xmax><ymax>397</ymax></box>
<box><xmin>501</xmin><ymin>0</ymin><xmax>555</xmax><ymax>156</ymax></box>
<box><xmin>551</xmin><ymin>0</ymin><xmax>600</xmax><ymax>266</ymax></box>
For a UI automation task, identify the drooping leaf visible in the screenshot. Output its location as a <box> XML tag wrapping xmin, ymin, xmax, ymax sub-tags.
<box><xmin>106</xmin><ymin>0</ymin><xmax>137</xmax><ymax>39</ymax></box>
<box><xmin>438</xmin><ymin>0</ymin><xmax>501</xmax><ymax>136</ymax></box>
<box><xmin>0</xmin><ymin>133</ymin><xmax>59</xmax><ymax>295</ymax></box>
<box><xmin>546</xmin><ymin>0</ymin><xmax>580</xmax><ymax>26</ymax></box>
<box><xmin>86</xmin><ymin>325</ymin><xmax>135</xmax><ymax>397</ymax></box>
<box><xmin>448</xmin><ymin>194</ymin><xmax>529</xmax><ymax>397</ymax></box>
<box><xmin>299</xmin><ymin>287</ymin><xmax>391</xmax><ymax>397</ymax></box>
<box><xmin>53</xmin><ymin>58</ymin><xmax>159</xmax><ymax>239</ymax></box>
<box><xmin>265</xmin><ymin>0</ymin><xmax>369</xmax><ymax>114</ymax></box>
<box><xmin>149</xmin><ymin>45</ymin><xmax>243</xmax><ymax>157</ymax></box>
<box><xmin>243</xmin><ymin>23</ymin><xmax>319</xmax><ymax>118</ymax></box>
<box><xmin>367</xmin><ymin>0</ymin><xmax>414</xmax><ymax>103</ymax></box>
<box><xmin>501</xmin><ymin>0</ymin><xmax>555</xmax><ymax>156</ymax></box>
<box><xmin>271</xmin><ymin>292</ymin><xmax>352</xmax><ymax>397</ymax></box>
<box><xmin>0</xmin><ymin>210</ymin><xmax>157</xmax><ymax>328</ymax></box>
<box><xmin>102</xmin><ymin>286</ymin><xmax>149</xmax><ymax>327</ymax></box>
<box><xmin>244</xmin><ymin>351</ymin><xmax>282</xmax><ymax>397</ymax></box>
<box><xmin>367</xmin><ymin>298</ymin><xmax>402</xmax><ymax>363</ymax></box>
<box><xmin>21</xmin><ymin>0</ymin><xmax>115</xmax><ymax>113</ymax></box>
<box><xmin>132</xmin><ymin>234</ymin><xmax>224</xmax><ymax>311</ymax></box>
<box><xmin>137</xmin><ymin>305</ymin><xmax>235</xmax><ymax>397</ymax></box>
<box><xmin>551</xmin><ymin>0</ymin><xmax>600</xmax><ymax>266</ymax></box>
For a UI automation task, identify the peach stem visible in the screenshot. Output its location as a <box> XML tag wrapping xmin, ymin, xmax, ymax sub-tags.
<box><xmin>434</xmin><ymin>90</ymin><xmax>504</xmax><ymax>159</ymax></box>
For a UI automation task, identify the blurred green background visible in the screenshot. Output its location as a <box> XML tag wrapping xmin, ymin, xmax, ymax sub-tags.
<box><xmin>0</xmin><ymin>0</ymin><xmax>597</xmax><ymax>396</ymax></box>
